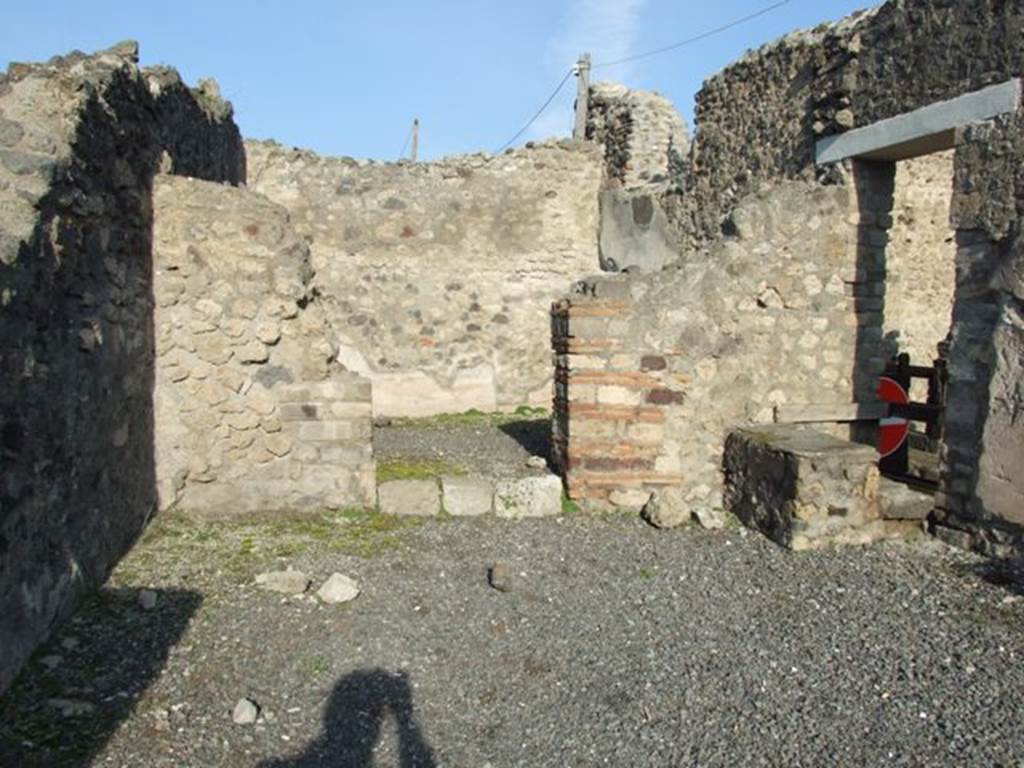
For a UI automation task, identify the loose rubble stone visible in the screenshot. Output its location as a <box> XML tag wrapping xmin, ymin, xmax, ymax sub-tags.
<box><xmin>609</xmin><ymin>488</ymin><xmax>653</xmax><ymax>509</ymax></box>
<box><xmin>255</xmin><ymin>569</ymin><xmax>311</xmax><ymax>595</ymax></box>
<box><xmin>642</xmin><ymin>489</ymin><xmax>689</xmax><ymax>529</ymax></box>
<box><xmin>488</xmin><ymin>563</ymin><xmax>515</xmax><ymax>592</ymax></box>
<box><xmin>494</xmin><ymin>475</ymin><xmax>562</xmax><ymax>518</ymax></box>
<box><xmin>693</xmin><ymin>507</ymin><xmax>726</xmax><ymax>530</ymax></box>
<box><xmin>232</xmin><ymin>697</ymin><xmax>259</xmax><ymax>725</ymax></box>
<box><xmin>316</xmin><ymin>573</ymin><xmax>360</xmax><ymax>604</ymax></box>
<box><xmin>525</xmin><ymin>455</ymin><xmax>547</xmax><ymax>470</ymax></box>
<box><xmin>441</xmin><ymin>476</ymin><xmax>493</xmax><ymax>516</ymax></box>
<box><xmin>138</xmin><ymin>589</ymin><xmax>158</xmax><ymax>610</ymax></box>
<box><xmin>378</xmin><ymin>479</ymin><xmax>440</xmax><ymax>517</ymax></box>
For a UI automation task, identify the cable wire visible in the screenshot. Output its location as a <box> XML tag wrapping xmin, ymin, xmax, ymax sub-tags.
<box><xmin>494</xmin><ymin>67</ymin><xmax>574</xmax><ymax>154</ymax></box>
<box><xmin>490</xmin><ymin>0</ymin><xmax>790</xmax><ymax>154</ymax></box>
<box><xmin>399</xmin><ymin>120</ymin><xmax>414</xmax><ymax>160</ymax></box>
<box><xmin>592</xmin><ymin>0</ymin><xmax>791</xmax><ymax>69</ymax></box>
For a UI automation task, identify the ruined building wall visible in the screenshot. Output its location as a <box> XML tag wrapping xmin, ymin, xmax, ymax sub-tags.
<box><xmin>679</xmin><ymin>0</ymin><xmax>1024</xmax><ymax>245</ymax></box>
<box><xmin>153</xmin><ymin>176</ymin><xmax>374</xmax><ymax>517</ymax></box>
<box><xmin>561</xmin><ymin>0</ymin><xmax>1024</xmax><ymax>556</ymax></box>
<box><xmin>585</xmin><ymin>84</ymin><xmax>690</xmax><ymax>274</ymax></box>
<box><xmin>585</xmin><ymin>83</ymin><xmax>689</xmax><ymax>189</ymax></box>
<box><xmin>556</xmin><ymin>181</ymin><xmax>865</xmax><ymax>511</ymax></box>
<box><xmin>246</xmin><ymin>139</ymin><xmax>603</xmax><ymax>416</ymax></box>
<box><xmin>886</xmin><ymin>150</ymin><xmax>957</xmax><ymax>365</ymax></box>
<box><xmin>144</xmin><ymin>67</ymin><xmax>246</xmax><ymax>185</ymax></box>
<box><xmin>0</xmin><ymin>43</ymin><xmax>245</xmax><ymax>692</ymax></box>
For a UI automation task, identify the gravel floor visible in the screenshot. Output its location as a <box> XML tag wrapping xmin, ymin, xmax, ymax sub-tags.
<box><xmin>373</xmin><ymin>417</ymin><xmax>551</xmax><ymax>480</ymax></box>
<box><xmin>2</xmin><ymin>510</ymin><xmax>1024</xmax><ymax>767</ymax></box>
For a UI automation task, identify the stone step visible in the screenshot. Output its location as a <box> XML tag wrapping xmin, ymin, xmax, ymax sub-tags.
<box><xmin>879</xmin><ymin>477</ymin><xmax>935</xmax><ymax>520</ymax></box>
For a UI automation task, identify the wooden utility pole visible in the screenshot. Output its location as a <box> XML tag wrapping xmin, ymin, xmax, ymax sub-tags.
<box><xmin>411</xmin><ymin>118</ymin><xmax>419</xmax><ymax>162</ymax></box>
<box><xmin>573</xmin><ymin>53</ymin><xmax>591</xmax><ymax>140</ymax></box>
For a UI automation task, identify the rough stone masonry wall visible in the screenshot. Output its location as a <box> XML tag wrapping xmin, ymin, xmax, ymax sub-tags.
<box><xmin>886</xmin><ymin>150</ymin><xmax>957</xmax><ymax>367</ymax></box>
<box><xmin>676</xmin><ymin>0</ymin><xmax>1024</xmax><ymax>247</ymax></box>
<box><xmin>937</xmin><ymin>113</ymin><xmax>1024</xmax><ymax>557</ymax></box>
<box><xmin>246</xmin><ymin>139</ymin><xmax>603</xmax><ymax>416</ymax></box>
<box><xmin>595</xmin><ymin>0</ymin><xmax>1024</xmax><ymax>555</ymax></box>
<box><xmin>0</xmin><ymin>43</ymin><xmax>243</xmax><ymax>693</ymax></box>
<box><xmin>153</xmin><ymin>176</ymin><xmax>374</xmax><ymax>516</ymax></box>
<box><xmin>555</xmin><ymin>180</ymin><xmax>868</xmax><ymax>513</ymax></box>
<box><xmin>585</xmin><ymin>82</ymin><xmax>689</xmax><ymax>189</ymax></box>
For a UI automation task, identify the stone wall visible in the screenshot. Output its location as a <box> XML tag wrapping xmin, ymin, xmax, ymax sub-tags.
<box><xmin>558</xmin><ymin>0</ymin><xmax>1024</xmax><ymax>557</ymax></box>
<box><xmin>886</xmin><ymin>150</ymin><xmax>956</xmax><ymax>366</ymax></box>
<box><xmin>0</xmin><ymin>43</ymin><xmax>243</xmax><ymax>692</ymax></box>
<box><xmin>585</xmin><ymin>83</ymin><xmax>689</xmax><ymax>189</ymax></box>
<box><xmin>555</xmin><ymin>180</ymin><xmax>867</xmax><ymax>512</ymax></box>
<box><xmin>936</xmin><ymin>112</ymin><xmax>1024</xmax><ymax>557</ymax></box>
<box><xmin>152</xmin><ymin>176</ymin><xmax>374</xmax><ymax>516</ymax></box>
<box><xmin>677</xmin><ymin>0</ymin><xmax>1024</xmax><ymax>246</ymax></box>
<box><xmin>144</xmin><ymin>67</ymin><xmax>246</xmax><ymax>185</ymax></box>
<box><xmin>246</xmin><ymin>139</ymin><xmax>603</xmax><ymax>416</ymax></box>
<box><xmin>585</xmin><ymin>84</ymin><xmax>689</xmax><ymax>275</ymax></box>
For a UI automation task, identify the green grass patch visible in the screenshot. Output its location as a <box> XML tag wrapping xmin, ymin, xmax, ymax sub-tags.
<box><xmin>377</xmin><ymin>457</ymin><xmax>465</xmax><ymax>482</ymax></box>
<box><xmin>561</xmin><ymin>492</ymin><xmax>580</xmax><ymax>515</ymax></box>
<box><xmin>328</xmin><ymin>509</ymin><xmax>425</xmax><ymax>557</ymax></box>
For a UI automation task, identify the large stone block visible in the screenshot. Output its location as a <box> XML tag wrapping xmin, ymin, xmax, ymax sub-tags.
<box><xmin>723</xmin><ymin>425</ymin><xmax>880</xmax><ymax>550</ymax></box>
<box><xmin>495</xmin><ymin>475</ymin><xmax>563</xmax><ymax>518</ymax></box>
<box><xmin>378</xmin><ymin>479</ymin><xmax>440</xmax><ymax>517</ymax></box>
<box><xmin>441</xmin><ymin>476</ymin><xmax>493</xmax><ymax>516</ymax></box>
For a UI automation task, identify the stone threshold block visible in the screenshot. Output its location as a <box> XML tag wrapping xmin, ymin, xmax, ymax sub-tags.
<box><xmin>377</xmin><ymin>479</ymin><xmax>440</xmax><ymax>517</ymax></box>
<box><xmin>441</xmin><ymin>476</ymin><xmax>493</xmax><ymax>516</ymax></box>
<box><xmin>724</xmin><ymin>425</ymin><xmax>882</xmax><ymax>551</ymax></box>
<box><xmin>495</xmin><ymin>475</ymin><xmax>563</xmax><ymax>518</ymax></box>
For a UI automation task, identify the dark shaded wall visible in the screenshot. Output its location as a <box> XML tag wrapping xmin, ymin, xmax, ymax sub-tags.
<box><xmin>0</xmin><ymin>42</ymin><xmax>244</xmax><ymax>693</ymax></box>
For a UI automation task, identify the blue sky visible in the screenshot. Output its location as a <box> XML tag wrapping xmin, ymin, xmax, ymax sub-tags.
<box><xmin>2</xmin><ymin>0</ymin><xmax>870</xmax><ymax>161</ymax></box>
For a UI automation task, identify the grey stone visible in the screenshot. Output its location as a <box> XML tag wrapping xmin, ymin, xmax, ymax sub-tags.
<box><xmin>525</xmin><ymin>455</ymin><xmax>547</xmax><ymax>470</ymax></box>
<box><xmin>378</xmin><ymin>479</ymin><xmax>440</xmax><ymax>517</ymax></box>
<box><xmin>232</xmin><ymin>697</ymin><xmax>259</xmax><ymax>725</ymax></box>
<box><xmin>693</xmin><ymin>507</ymin><xmax>727</xmax><ymax>530</ymax></box>
<box><xmin>879</xmin><ymin>478</ymin><xmax>934</xmax><ymax>520</ymax></box>
<box><xmin>316</xmin><ymin>573</ymin><xmax>360</xmax><ymax>604</ymax></box>
<box><xmin>494</xmin><ymin>475</ymin><xmax>562</xmax><ymax>518</ymax></box>
<box><xmin>138</xmin><ymin>589</ymin><xmax>158</xmax><ymax>610</ymax></box>
<box><xmin>642</xmin><ymin>489</ymin><xmax>690</xmax><ymax>529</ymax></box>
<box><xmin>488</xmin><ymin>562</ymin><xmax>515</xmax><ymax>592</ymax></box>
<box><xmin>39</xmin><ymin>654</ymin><xmax>62</xmax><ymax>671</ymax></box>
<box><xmin>0</xmin><ymin>148</ymin><xmax>55</xmax><ymax>176</ymax></box>
<box><xmin>0</xmin><ymin>118</ymin><xmax>25</xmax><ymax>147</ymax></box>
<box><xmin>48</xmin><ymin>698</ymin><xmax>96</xmax><ymax>717</ymax></box>
<box><xmin>255</xmin><ymin>569</ymin><xmax>311</xmax><ymax>595</ymax></box>
<box><xmin>441</xmin><ymin>476</ymin><xmax>493</xmax><ymax>516</ymax></box>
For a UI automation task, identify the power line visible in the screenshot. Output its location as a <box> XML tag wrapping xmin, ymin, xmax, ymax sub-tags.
<box><xmin>593</xmin><ymin>0</ymin><xmax>791</xmax><ymax>69</ymax></box>
<box><xmin>494</xmin><ymin>68</ymin><xmax>574</xmax><ymax>154</ymax></box>
<box><xmin>490</xmin><ymin>0</ymin><xmax>791</xmax><ymax>154</ymax></box>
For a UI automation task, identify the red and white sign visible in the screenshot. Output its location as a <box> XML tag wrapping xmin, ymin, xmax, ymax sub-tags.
<box><xmin>877</xmin><ymin>376</ymin><xmax>910</xmax><ymax>457</ymax></box>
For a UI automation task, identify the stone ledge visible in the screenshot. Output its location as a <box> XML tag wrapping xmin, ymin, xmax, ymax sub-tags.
<box><xmin>724</xmin><ymin>425</ymin><xmax>882</xmax><ymax>551</ymax></box>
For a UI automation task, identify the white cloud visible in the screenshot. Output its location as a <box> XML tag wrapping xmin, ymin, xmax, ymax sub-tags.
<box><xmin>526</xmin><ymin>0</ymin><xmax>648</xmax><ymax>142</ymax></box>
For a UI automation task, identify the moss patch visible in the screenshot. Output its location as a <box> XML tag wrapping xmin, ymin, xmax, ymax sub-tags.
<box><xmin>376</xmin><ymin>457</ymin><xmax>466</xmax><ymax>482</ymax></box>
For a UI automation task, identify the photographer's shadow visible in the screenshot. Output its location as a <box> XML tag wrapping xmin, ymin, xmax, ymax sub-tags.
<box><xmin>261</xmin><ymin>669</ymin><xmax>436</xmax><ymax>768</ymax></box>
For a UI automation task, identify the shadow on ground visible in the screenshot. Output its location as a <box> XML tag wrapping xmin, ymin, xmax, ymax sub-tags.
<box><xmin>260</xmin><ymin>669</ymin><xmax>436</xmax><ymax>768</ymax></box>
<box><xmin>497</xmin><ymin>418</ymin><xmax>551</xmax><ymax>461</ymax></box>
<box><xmin>961</xmin><ymin>556</ymin><xmax>1024</xmax><ymax>597</ymax></box>
<box><xmin>0</xmin><ymin>586</ymin><xmax>201</xmax><ymax>768</ymax></box>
